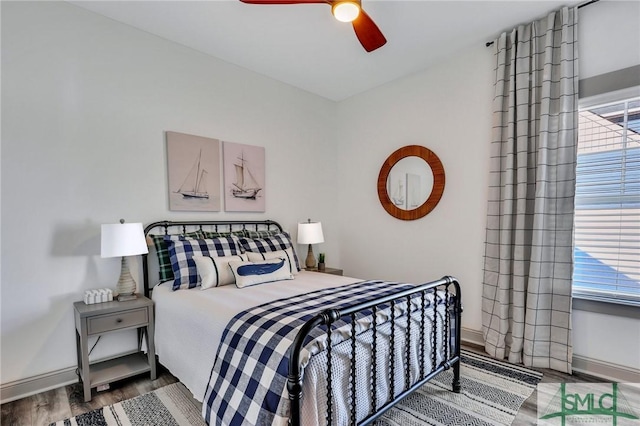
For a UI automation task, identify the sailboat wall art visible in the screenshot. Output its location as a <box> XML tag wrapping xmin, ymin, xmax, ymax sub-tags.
<box><xmin>223</xmin><ymin>141</ymin><xmax>265</xmax><ymax>212</ymax></box>
<box><xmin>166</xmin><ymin>131</ymin><xmax>221</xmax><ymax>212</ymax></box>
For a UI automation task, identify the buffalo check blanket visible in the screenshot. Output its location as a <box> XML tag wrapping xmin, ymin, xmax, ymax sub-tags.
<box><xmin>202</xmin><ymin>280</ymin><xmax>423</xmax><ymax>426</ymax></box>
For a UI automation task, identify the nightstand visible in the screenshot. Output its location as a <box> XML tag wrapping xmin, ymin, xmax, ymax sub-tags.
<box><xmin>73</xmin><ymin>296</ymin><xmax>156</xmax><ymax>402</ymax></box>
<box><xmin>307</xmin><ymin>267</ymin><xmax>343</xmax><ymax>276</ymax></box>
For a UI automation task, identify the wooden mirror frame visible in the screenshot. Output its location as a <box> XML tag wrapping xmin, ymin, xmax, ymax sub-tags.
<box><xmin>377</xmin><ymin>145</ymin><xmax>445</xmax><ymax>221</ymax></box>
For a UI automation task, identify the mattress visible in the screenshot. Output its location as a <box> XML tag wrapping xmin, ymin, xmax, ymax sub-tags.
<box><xmin>151</xmin><ymin>270</ymin><xmax>361</xmax><ymax>402</ymax></box>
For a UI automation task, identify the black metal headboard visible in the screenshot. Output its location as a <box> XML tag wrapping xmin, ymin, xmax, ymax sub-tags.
<box><xmin>142</xmin><ymin>219</ymin><xmax>284</xmax><ymax>297</ymax></box>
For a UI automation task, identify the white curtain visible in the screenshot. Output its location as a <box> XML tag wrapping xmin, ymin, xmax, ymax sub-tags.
<box><xmin>481</xmin><ymin>7</ymin><xmax>578</xmax><ymax>374</ymax></box>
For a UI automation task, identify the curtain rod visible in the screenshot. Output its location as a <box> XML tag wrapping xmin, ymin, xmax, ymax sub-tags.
<box><xmin>484</xmin><ymin>0</ymin><xmax>600</xmax><ymax>47</ymax></box>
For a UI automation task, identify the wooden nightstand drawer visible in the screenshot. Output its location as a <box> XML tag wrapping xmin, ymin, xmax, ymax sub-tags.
<box><xmin>87</xmin><ymin>308</ymin><xmax>148</xmax><ymax>335</ymax></box>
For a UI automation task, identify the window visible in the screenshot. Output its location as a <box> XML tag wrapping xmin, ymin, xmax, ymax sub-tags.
<box><xmin>572</xmin><ymin>95</ymin><xmax>640</xmax><ymax>305</ymax></box>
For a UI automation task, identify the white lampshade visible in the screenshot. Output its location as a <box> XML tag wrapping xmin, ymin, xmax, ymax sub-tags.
<box><xmin>101</xmin><ymin>222</ymin><xmax>149</xmax><ymax>258</ymax></box>
<box><xmin>332</xmin><ymin>2</ymin><xmax>360</xmax><ymax>22</ymax></box>
<box><xmin>297</xmin><ymin>221</ymin><xmax>324</xmax><ymax>245</ymax></box>
<box><xmin>101</xmin><ymin>221</ymin><xmax>148</xmax><ymax>300</ymax></box>
<box><xmin>298</xmin><ymin>220</ymin><xmax>324</xmax><ymax>270</ymax></box>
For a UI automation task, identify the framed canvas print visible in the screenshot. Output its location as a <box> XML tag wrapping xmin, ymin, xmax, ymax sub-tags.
<box><xmin>166</xmin><ymin>131</ymin><xmax>221</xmax><ymax>212</ymax></box>
<box><xmin>223</xmin><ymin>141</ymin><xmax>265</xmax><ymax>212</ymax></box>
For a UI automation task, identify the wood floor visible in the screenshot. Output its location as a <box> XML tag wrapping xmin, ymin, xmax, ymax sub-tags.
<box><xmin>0</xmin><ymin>366</ymin><xmax>184</xmax><ymax>426</ymax></box>
<box><xmin>1</xmin><ymin>345</ymin><xmax>604</xmax><ymax>426</ymax></box>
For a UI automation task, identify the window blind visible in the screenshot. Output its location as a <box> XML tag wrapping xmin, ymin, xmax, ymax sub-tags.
<box><xmin>573</xmin><ymin>98</ymin><xmax>640</xmax><ymax>306</ymax></box>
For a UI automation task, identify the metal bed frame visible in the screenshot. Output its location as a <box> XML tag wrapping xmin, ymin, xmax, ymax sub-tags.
<box><xmin>142</xmin><ymin>219</ymin><xmax>462</xmax><ymax>426</ymax></box>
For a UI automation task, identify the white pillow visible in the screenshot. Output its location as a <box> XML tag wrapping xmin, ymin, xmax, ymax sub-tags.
<box><xmin>193</xmin><ymin>254</ymin><xmax>248</xmax><ymax>289</ymax></box>
<box><xmin>246</xmin><ymin>248</ymin><xmax>298</xmax><ymax>275</ymax></box>
<box><xmin>228</xmin><ymin>258</ymin><xmax>294</xmax><ymax>289</ymax></box>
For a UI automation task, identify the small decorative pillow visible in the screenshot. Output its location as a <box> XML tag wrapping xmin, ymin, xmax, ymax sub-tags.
<box><xmin>238</xmin><ymin>232</ymin><xmax>301</xmax><ymax>271</ymax></box>
<box><xmin>149</xmin><ymin>231</ymin><xmax>202</xmax><ymax>282</ymax></box>
<box><xmin>247</xmin><ymin>248</ymin><xmax>298</xmax><ymax>275</ymax></box>
<box><xmin>228</xmin><ymin>259</ymin><xmax>294</xmax><ymax>289</ymax></box>
<box><xmin>165</xmin><ymin>235</ymin><xmax>243</xmax><ymax>290</ymax></box>
<box><xmin>193</xmin><ymin>254</ymin><xmax>248</xmax><ymax>289</ymax></box>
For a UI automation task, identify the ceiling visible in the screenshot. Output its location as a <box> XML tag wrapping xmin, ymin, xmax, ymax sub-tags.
<box><xmin>69</xmin><ymin>0</ymin><xmax>580</xmax><ymax>101</ymax></box>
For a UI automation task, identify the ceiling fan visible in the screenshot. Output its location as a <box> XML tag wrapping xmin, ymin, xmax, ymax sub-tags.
<box><xmin>239</xmin><ymin>0</ymin><xmax>387</xmax><ymax>52</ymax></box>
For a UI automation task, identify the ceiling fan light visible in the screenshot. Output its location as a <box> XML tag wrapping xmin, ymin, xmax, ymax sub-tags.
<box><xmin>332</xmin><ymin>2</ymin><xmax>360</xmax><ymax>23</ymax></box>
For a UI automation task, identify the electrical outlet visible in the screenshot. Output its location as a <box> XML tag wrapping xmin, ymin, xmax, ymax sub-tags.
<box><xmin>97</xmin><ymin>384</ymin><xmax>110</xmax><ymax>392</ymax></box>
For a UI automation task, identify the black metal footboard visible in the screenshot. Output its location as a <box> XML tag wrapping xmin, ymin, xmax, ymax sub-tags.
<box><xmin>287</xmin><ymin>276</ymin><xmax>462</xmax><ymax>426</ymax></box>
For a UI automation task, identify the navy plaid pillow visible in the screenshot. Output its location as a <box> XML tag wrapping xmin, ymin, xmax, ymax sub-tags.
<box><xmin>149</xmin><ymin>231</ymin><xmax>202</xmax><ymax>282</ymax></box>
<box><xmin>165</xmin><ymin>235</ymin><xmax>243</xmax><ymax>290</ymax></box>
<box><xmin>238</xmin><ymin>232</ymin><xmax>300</xmax><ymax>271</ymax></box>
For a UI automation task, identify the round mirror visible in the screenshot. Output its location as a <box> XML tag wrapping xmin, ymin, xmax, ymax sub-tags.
<box><xmin>377</xmin><ymin>145</ymin><xmax>445</xmax><ymax>220</ymax></box>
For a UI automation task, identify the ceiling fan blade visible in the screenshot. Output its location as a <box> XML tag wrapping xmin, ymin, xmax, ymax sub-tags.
<box><xmin>240</xmin><ymin>0</ymin><xmax>326</xmax><ymax>4</ymax></box>
<box><xmin>352</xmin><ymin>9</ymin><xmax>386</xmax><ymax>52</ymax></box>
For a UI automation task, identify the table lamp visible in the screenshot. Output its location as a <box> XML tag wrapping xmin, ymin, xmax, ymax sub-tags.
<box><xmin>297</xmin><ymin>219</ymin><xmax>324</xmax><ymax>270</ymax></box>
<box><xmin>101</xmin><ymin>219</ymin><xmax>149</xmax><ymax>301</ymax></box>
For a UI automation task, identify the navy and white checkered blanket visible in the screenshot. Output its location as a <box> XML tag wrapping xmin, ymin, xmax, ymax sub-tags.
<box><xmin>202</xmin><ymin>280</ymin><xmax>425</xmax><ymax>426</ymax></box>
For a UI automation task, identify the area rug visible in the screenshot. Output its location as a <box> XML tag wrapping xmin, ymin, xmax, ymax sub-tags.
<box><xmin>376</xmin><ymin>349</ymin><xmax>544</xmax><ymax>426</ymax></box>
<box><xmin>50</xmin><ymin>382</ymin><xmax>206</xmax><ymax>426</ymax></box>
<box><xmin>52</xmin><ymin>350</ymin><xmax>542</xmax><ymax>426</ymax></box>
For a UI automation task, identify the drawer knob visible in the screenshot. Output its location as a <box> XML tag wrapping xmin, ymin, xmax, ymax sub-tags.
<box><xmin>116</xmin><ymin>318</ymin><xmax>123</xmax><ymax>323</ymax></box>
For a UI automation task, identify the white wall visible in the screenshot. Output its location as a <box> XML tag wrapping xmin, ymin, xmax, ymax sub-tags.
<box><xmin>336</xmin><ymin>0</ymin><xmax>640</xmax><ymax>373</ymax></box>
<box><xmin>573</xmin><ymin>309</ymin><xmax>640</xmax><ymax>371</ymax></box>
<box><xmin>0</xmin><ymin>1</ymin><xmax>340</xmax><ymax>385</ymax></box>
<box><xmin>335</xmin><ymin>45</ymin><xmax>493</xmax><ymax>333</ymax></box>
<box><xmin>579</xmin><ymin>0</ymin><xmax>640</xmax><ymax>79</ymax></box>
<box><xmin>2</xmin><ymin>0</ymin><xmax>638</xmax><ymax>392</ymax></box>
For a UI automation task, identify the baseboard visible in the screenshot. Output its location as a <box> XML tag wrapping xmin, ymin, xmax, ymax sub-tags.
<box><xmin>460</xmin><ymin>327</ymin><xmax>640</xmax><ymax>383</ymax></box>
<box><xmin>0</xmin><ymin>366</ymin><xmax>78</xmax><ymax>404</ymax></box>
<box><xmin>461</xmin><ymin>327</ymin><xmax>485</xmax><ymax>347</ymax></box>
<box><xmin>572</xmin><ymin>355</ymin><xmax>640</xmax><ymax>383</ymax></box>
<box><xmin>1</xmin><ymin>350</ymin><xmax>144</xmax><ymax>404</ymax></box>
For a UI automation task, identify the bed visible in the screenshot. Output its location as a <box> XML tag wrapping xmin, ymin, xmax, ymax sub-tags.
<box><xmin>142</xmin><ymin>219</ymin><xmax>462</xmax><ymax>426</ymax></box>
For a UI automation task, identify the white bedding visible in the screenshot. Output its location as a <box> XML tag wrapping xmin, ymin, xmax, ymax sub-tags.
<box><xmin>151</xmin><ymin>270</ymin><xmax>360</xmax><ymax>402</ymax></box>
